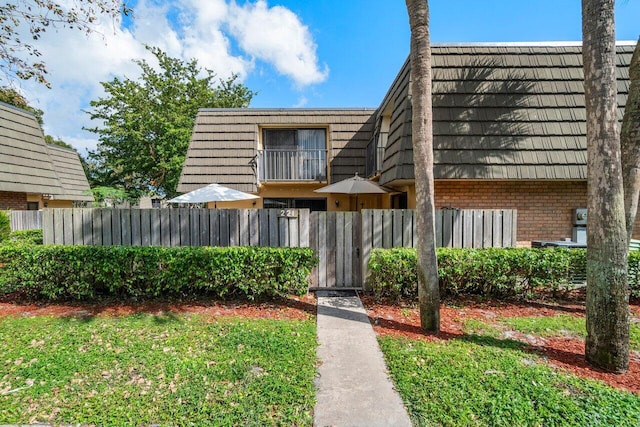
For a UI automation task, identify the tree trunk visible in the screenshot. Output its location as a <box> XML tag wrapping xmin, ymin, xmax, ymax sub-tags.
<box><xmin>622</xmin><ymin>39</ymin><xmax>640</xmax><ymax>241</ymax></box>
<box><xmin>582</xmin><ymin>0</ymin><xmax>630</xmax><ymax>373</ymax></box>
<box><xmin>405</xmin><ymin>0</ymin><xmax>439</xmax><ymax>332</ymax></box>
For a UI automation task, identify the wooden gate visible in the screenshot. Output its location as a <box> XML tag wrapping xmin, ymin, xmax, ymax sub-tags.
<box><xmin>309</xmin><ymin>211</ymin><xmax>362</xmax><ymax>290</ymax></box>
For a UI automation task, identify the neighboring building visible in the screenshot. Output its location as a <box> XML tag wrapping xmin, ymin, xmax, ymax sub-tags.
<box><xmin>0</xmin><ymin>102</ymin><xmax>94</xmax><ymax>210</ymax></box>
<box><xmin>177</xmin><ymin>42</ymin><xmax>636</xmax><ymax>245</ymax></box>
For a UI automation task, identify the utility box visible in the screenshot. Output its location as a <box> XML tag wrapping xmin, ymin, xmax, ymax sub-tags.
<box><xmin>572</xmin><ymin>226</ymin><xmax>587</xmax><ymax>244</ymax></box>
<box><xmin>574</xmin><ymin>208</ymin><xmax>587</xmax><ymax>226</ymax></box>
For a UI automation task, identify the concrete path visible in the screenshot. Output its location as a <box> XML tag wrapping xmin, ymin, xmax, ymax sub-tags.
<box><xmin>314</xmin><ymin>291</ymin><xmax>412</xmax><ymax>427</ymax></box>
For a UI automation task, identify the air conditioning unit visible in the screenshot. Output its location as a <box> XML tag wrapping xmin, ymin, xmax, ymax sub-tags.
<box><xmin>574</xmin><ymin>208</ymin><xmax>587</xmax><ymax>225</ymax></box>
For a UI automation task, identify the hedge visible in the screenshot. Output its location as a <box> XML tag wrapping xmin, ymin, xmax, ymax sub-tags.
<box><xmin>3</xmin><ymin>229</ymin><xmax>43</xmax><ymax>246</ymax></box>
<box><xmin>0</xmin><ymin>211</ymin><xmax>9</xmax><ymax>243</ymax></box>
<box><xmin>0</xmin><ymin>245</ymin><xmax>316</xmax><ymax>301</ymax></box>
<box><xmin>369</xmin><ymin>247</ymin><xmax>640</xmax><ymax>300</ymax></box>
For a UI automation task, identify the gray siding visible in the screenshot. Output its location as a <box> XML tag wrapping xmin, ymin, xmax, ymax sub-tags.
<box><xmin>378</xmin><ymin>43</ymin><xmax>635</xmax><ymax>185</ymax></box>
<box><xmin>177</xmin><ymin>109</ymin><xmax>376</xmax><ymax>193</ymax></box>
<box><xmin>0</xmin><ymin>102</ymin><xmax>63</xmax><ymax>194</ymax></box>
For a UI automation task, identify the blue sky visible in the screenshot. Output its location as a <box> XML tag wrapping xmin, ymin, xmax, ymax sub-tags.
<box><xmin>12</xmin><ymin>0</ymin><xmax>640</xmax><ymax>153</ymax></box>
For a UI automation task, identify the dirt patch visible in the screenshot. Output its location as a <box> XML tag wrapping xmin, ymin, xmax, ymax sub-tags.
<box><xmin>361</xmin><ymin>295</ymin><xmax>640</xmax><ymax>394</ymax></box>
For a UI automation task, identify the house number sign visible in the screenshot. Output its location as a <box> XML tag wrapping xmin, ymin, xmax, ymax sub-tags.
<box><xmin>278</xmin><ymin>209</ymin><xmax>298</xmax><ymax>218</ymax></box>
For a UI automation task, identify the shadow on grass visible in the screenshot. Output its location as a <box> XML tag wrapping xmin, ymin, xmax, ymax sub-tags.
<box><xmin>368</xmin><ymin>315</ymin><xmax>605</xmax><ymax>371</ymax></box>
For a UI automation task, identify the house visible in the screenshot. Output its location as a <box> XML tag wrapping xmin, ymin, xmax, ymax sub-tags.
<box><xmin>0</xmin><ymin>102</ymin><xmax>94</xmax><ymax>210</ymax></box>
<box><xmin>177</xmin><ymin>42</ymin><xmax>636</xmax><ymax>246</ymax></box>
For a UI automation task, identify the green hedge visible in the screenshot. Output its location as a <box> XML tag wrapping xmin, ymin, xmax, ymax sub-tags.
<box><xmin>0</xmin><ymin>211</ymin><xmax>9</xmax><ymax>243</ymax></box>
<box><xmin>0</xmin><ymin>245</ymin><xmax>316</xmax><ymax>301</ymax></box>
<box><xmin>369</xmin><ymin>247</ymin><xmax>640</xmax><ymax>300</ymax></box>
<box><xmin>4</xmin><ymin>229</ymin><xmax>43</xmax><ymax>246</ymax></box>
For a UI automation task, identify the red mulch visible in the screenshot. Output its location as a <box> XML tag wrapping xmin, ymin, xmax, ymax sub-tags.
<box><xmin>1</xmin><ymin>292</ymin><xmax>639</xmax><ymax>393</ymax></box>
<box><xmin>0</xmin><ymin>294</ymin><xmax>316</xmax><ymax>321</ymax></box>
<box><xmin>361</xmin><ymin>294</ymin><xmax>640</xmax><ymax>394</ymax></box>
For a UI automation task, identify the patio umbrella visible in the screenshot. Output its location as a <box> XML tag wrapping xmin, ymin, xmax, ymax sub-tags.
<box><xmin>314</xmin><ymin>173</ymin><xmax>388</xmax><ymax>210</ymax></box>
<box><xmin>167</xmin><ymin>183</ymin><xmax>259</xmax><ymax>208</ymax></box>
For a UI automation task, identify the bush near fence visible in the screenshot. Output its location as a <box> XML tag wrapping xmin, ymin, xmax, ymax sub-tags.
<box><xmin>369</xmin><ymin>248</ymin><xmax>640</xmax><ymax>300</ymax></box>
<box><xmin>2</xmin><ymin>229</ymin><xmax>44</xmax><ymax>246</ymax></box>
<box><xmin>0</xmin><ymin>245</ymin><xmax>316</xmax><ymax>301</ymax></box>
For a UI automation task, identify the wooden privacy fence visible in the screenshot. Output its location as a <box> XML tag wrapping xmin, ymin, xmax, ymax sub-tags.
<box><xmin>41</xmin><ymin>208</ymin><xmax>516</xmax><ymax>290</ymax></box>
<box><xmin>359</xmin><ymin>209</ymin><xmax>517</xmax><ymax>289</ymax></box>
<box><xmin>42</xmin><ymin>208</ymin><xmax>309</xmax><ymax>247</ymax></box>
<box><xmin>9</xmin><ymin>210</ymin><xmax>43</xmax><ymax>231</ymax></box>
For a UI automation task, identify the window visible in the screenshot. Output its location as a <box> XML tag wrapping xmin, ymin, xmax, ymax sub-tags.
<box><xmin>262</xmin><ymin>128</ymin><xmax>326</xmax><ymax>150</ymax></box>
<box><xmin>263</xmin><ymin>198</ymin><xmax>327</xmax><ymax>212</ymax></box>
<box><xmin>259</xmin><ymin>128</ymin><xmax>327</xmax><ymax>181</ymax></box>
<box><xmin>27</xmin><ymin>202</ymin><xmax>39</xmax><ymax>210</ymax></box>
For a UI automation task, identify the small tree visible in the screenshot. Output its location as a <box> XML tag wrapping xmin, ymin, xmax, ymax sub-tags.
<box><xmin>86</xmin><ymin>46</ymin><xmax>256</xmax><ymax>199</ymax></box>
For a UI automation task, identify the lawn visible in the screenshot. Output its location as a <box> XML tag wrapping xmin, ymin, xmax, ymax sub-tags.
<box><xmin>0</xmin><ymin>314</ymin><xmax>316</xmax><ymax>426</ymax></box>
<box><xmin>380</xmin><ymin>335</ymin><xmax>640</xmax><ymax>426</ymax></box>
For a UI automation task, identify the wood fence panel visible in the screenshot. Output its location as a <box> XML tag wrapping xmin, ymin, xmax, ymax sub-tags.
<box><xmin>131</xmin><ymin>209</ymin><xmax>141</xmax><ymax>246</ymax></box>
<box><xmin>299</xmin><ymin>210</ymin><xmax>310</xmax><ymax>247</ymax></box>
<box><xmin>503</xmin><ymin>210</ymin><xmax>514</xmax><ymax>247</ymax></box>
<box><xmin>352</xmin><ymin>212</ymin><xmax>361</xmax><ymax>287</ymax></box>
<box><xmin>435</xmin><ymin>210</ymin><xmax>443</xmax><ymax>248</ymax></box>
<box><xmin>326</xmin><ymin>212</ymin><xmax>336</xmax><ymax>288</ymax></box>
<box><xmin>473</xmin><ymin>211</ymin><xmax>483</xmax><ymax>248</ymax></box>
<box><xmin>402</xmin><ymin>210</ymin><xmax>413</xmax><ymax>247</ymax></box>
<box><xmin>492</xmin><ymin>210</ymin><xmax>503</xmax><ymax>247</ymax></box>
<box><xmin>483</xmin><ymin>210</ymin><xmax>493</xmax><ymax>248</ymax></box>
<box><xmin>383</xmin><ymin>210</ymin><xmax>393</xmax><ymax>248</ymax></box>
<box><xmin>179</xmin><ymin>209</ymin><xmax>190</xmax><ymax>246</ymax></box>
<box><xmin>209</xmin><ymin>210</ymin><xmax>220</xmax><ymax>246</ymax></box>
<box><xmin>219</xmin><ymin>210</ymin><xmax>230</xmax><ymax>246</ymax></box>
<box><xmin>239</xmin><ymin>210</ymin><xmax>249</xmax><ymax>246</ymax></box>
<box><xmin>361</xmin><ymin>209</ymin><xmax>372</xmax><ymax>291</ymax></box>
<box><xmin>318</xmin><ymin>212</ymin><xmax>327</xmax><ymax>288</ymax></box>
<box><xmin>190</xmin><ymin>210</ymin><xmax>200</xmax><ymax>247</ymax></box>
<box><xmin>463</xmin><ymin>211</ymin><xmax>473</xmax><ymax>248</ymax></box>
<box><xmin>268</xmin><ymin>210</ymin><xmax>279</xmax><ymax>246</ymax></box>
<box><xmin>309</xmin><ymin>211</ymin><xmax>319</xmax><ymax>288</ymax></box>
<box><xmin>259</xmin><ymin>210</ymin><xmax>269</xmax><ymax>246</ymax></box>
<box><xmin>452</xmin><ymin>210</ymin><xmax>462</xmax><ymax>248</ymax></box>
<box><xmin>43</xmin><ymin>210</ymin><xmax>53</xmax><ymax>243</ymax></box>
<box><xmin>72</xmin><ymin>209</ymin><xmax>83</xmax><ymax>245</ymax></box>
<box><xmin>335</xmin><ymin>213</ymin><xmax>345</xmax><ymax>286</ymax></box>
<box><xmin>141</xmin><ymin>210</ymin><xmax>151</xmax><ymax>246</ymax></box>
<box><xmin>249</xmin><ymin>210</ymin><xmax>260</xmax><ymax>246</ymax></box>
<box><xmin>160</xmin><ymin>210</ymin><xmax>170</xmax><ymax>247</ymax></box>
<box><xmin>393</xmin><ymin>210</ymin><xmax>403</xmax><ymax>247</ymax></box>
<box><xmin>151</xmin><ymin>209</ymin><xmax>161</xmax><ymax>246</ymax></box>
<box><xmin>10</xmin><ymin>210</ymin><xmax>43</xmax><ymax>231</ymax></box>
<box><xmin>97</xmin><ymin>209</ymin><xmax>108</xmax><ymax>246</ymax></box>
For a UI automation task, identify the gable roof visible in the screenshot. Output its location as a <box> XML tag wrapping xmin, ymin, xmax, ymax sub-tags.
<box><xmin>378</xmin><ymin>42</ymin><xmax>635</xmax><ymax>185</ymax></box>
<box><xmin>0</xmin><ymin>101</ymin><xmax>93</xmax><ymax>201</ymax></box>
<box><xmin>46</xmin><ymin>144</ymin><xmax>94</xmax><ymax>201</ymax></box>
<box><xmin>0</xmin><ymin>101</ymin><xmax>64</xmax><ymax>194</ymax></box>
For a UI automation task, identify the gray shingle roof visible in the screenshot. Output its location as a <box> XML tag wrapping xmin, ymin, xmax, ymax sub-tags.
<box><xmin>0</xmin><ymin>101</ymin><xmax>94</xmax><ymax>201</ymax></box>
<box><xmin>0</xmin><ymin>102</ymin><xmax>64</xmax><ymax>194</ymax></box>
<box><xmin>46</xmin><ymin>144</ymin><xmax>94</xmax><ymax>201</ymax></box>
<box><xmin>378</xmin><ymin>43</ymin><xmax>635</xmax><ymax>184</ymax></box>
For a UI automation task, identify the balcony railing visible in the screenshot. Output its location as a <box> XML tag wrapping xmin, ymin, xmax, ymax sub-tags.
<box><xmin>366</xmin><ymin>132</ymin><xmax>387</xmax><ymax>177</ymax></box>
<box><xmin>258</xmin><ymin>149</ymin><xmax>328</xmax><ymax>182</ymax></box>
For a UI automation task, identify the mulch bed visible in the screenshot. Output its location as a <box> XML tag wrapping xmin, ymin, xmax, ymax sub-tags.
<box><xmin>361</xmin><ymin>293</ymin><xmax>640</xmax><ymax>394</ymax></box>
<box><xmin>1</xmin><ymin>292</ymin><xmax>639</xmax><ymax>393</ymax></box>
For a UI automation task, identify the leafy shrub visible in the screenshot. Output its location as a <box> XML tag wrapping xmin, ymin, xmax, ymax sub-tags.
<box><xmin>0</xmin><ymin>211</ymin><xmax>10</xmax><ymax>243</ymax></box>
<box><xmin>0</xmin><ymin>245</ymin><xmax>316</xmax><ymax>301</ymax></box>
<box><xmin>628</xmin><ymin>251</ymin><xmax>640</xmax><ymax>298</ymax></box>
<box><xmin>369</xmin><ymin>247</ymin><xmax>585</xmax><ymax>301</ymax></box>
<box><xmin>5</xmin><ymin>229</ymin><xmax>43</xmax><ymax>245</ymax></box>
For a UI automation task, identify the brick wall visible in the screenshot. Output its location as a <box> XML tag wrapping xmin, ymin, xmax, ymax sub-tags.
<box><xmin>434</xmin><ymin>181</ymin><xmax>640</xmax><ymax>245</ymax></box>
<box><xmin>0</xmin><ymin>191</ymin><xmax>27</xmax><ymax>210</ymax></box>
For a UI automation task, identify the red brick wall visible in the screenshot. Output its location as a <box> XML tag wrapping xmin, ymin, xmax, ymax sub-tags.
<box><xmin>434</xmin><ymin>181</ymin><xmax>640</xmax><ymax>245</ymax></box>
<box><xmin>0</xmin><ymin>191</ymin><xmax>27</xmax><ymax>210</ymax></box>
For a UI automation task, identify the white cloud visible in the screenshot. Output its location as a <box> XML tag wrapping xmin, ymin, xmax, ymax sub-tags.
<box><xmin>8</xmin><ymin>0</ymin><xmax>327</xmax><ymax>153</ymax></box>
<box><xmin>227</xmin><ymin>0</ymin><xmax>329</xmax><ymax>87</ymax></box>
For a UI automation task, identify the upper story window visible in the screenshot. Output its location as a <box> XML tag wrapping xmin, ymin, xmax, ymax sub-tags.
<box><xmin>262</xmin><ymin>128</ymin><xmax>326</xmax><ymax>150</ymax></box>
<box><xmin>258</xmin><ymin>128</ymin><xmax>328</xmax><ymax>182</ymax></box>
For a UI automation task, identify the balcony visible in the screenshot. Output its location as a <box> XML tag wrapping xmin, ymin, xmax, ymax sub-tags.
<box><xmin>258</xmin><ymin>149</ymin><xmax>328</xmax><ymax>182</ymax></box>
<box><xmin>366</xmin><ymin>132</ymin><xmax>387</xmax><ymax>177</ymax></box>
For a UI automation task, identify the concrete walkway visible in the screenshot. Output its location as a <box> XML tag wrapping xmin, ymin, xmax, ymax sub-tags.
<box><xmin>314</xmin><ymin>291</ymin><xmax>412</xmax><ymax>427</ymax></box>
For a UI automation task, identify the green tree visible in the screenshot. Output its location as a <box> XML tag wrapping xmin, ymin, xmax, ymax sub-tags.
<box><xmin>405</xmin><ymin>0</ymin><xmax>439</xmax><ymax>332</ymax></box>
<box><xmin>582</xmin><ymin>0</ymin><xmax>629</xmax><ymax>373</ymax></box>
<box><xmin>0</xmin><ymin>86</ymin><xmax>43</xmax><ymax>123</ymax></box>
<box><xmin>86</xmin><ymin>46</ymin><xmax>256</xmax><ymax>199</ymax></box>
<box><xmin>0</xmin><ymin>0</ymin><xmax>129</xmax><ymax>87</ymax></box>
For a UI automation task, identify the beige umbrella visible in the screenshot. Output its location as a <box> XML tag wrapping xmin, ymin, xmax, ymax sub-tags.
<box><xmin>314</xmin><ymin>173</ymin><xmax>388</xmax><ymax>210</ymax></box>
<box><xmin>167</xmin><ymin>183</ymin><xmax>259</xmax><ymax>208</ymax></box>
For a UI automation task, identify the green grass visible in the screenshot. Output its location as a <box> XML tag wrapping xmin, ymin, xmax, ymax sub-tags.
<box><xmin>0</xmin><ymin>314</ymin><xmax>316</xmax><ymax>426</ymax></box>
<box><xmin>499</xmin><ymin>315</ymin><xmax>640</xmax><ymax>350</ymax></box>
<box><xmin>379</xmin><ymin>335</ymin><xmax>640</xmax><ymax>427</ymax></box>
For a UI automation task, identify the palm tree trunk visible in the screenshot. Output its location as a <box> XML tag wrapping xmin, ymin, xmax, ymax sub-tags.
<box><xmin>405</xmin><ymin>0</ymin><xmax>440</xmax><ymax>332</ymax></box>
<box><xmin>582</xmin><ymin>0</ymin><xmax>629</xmax><ymax>373</ymax></box>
